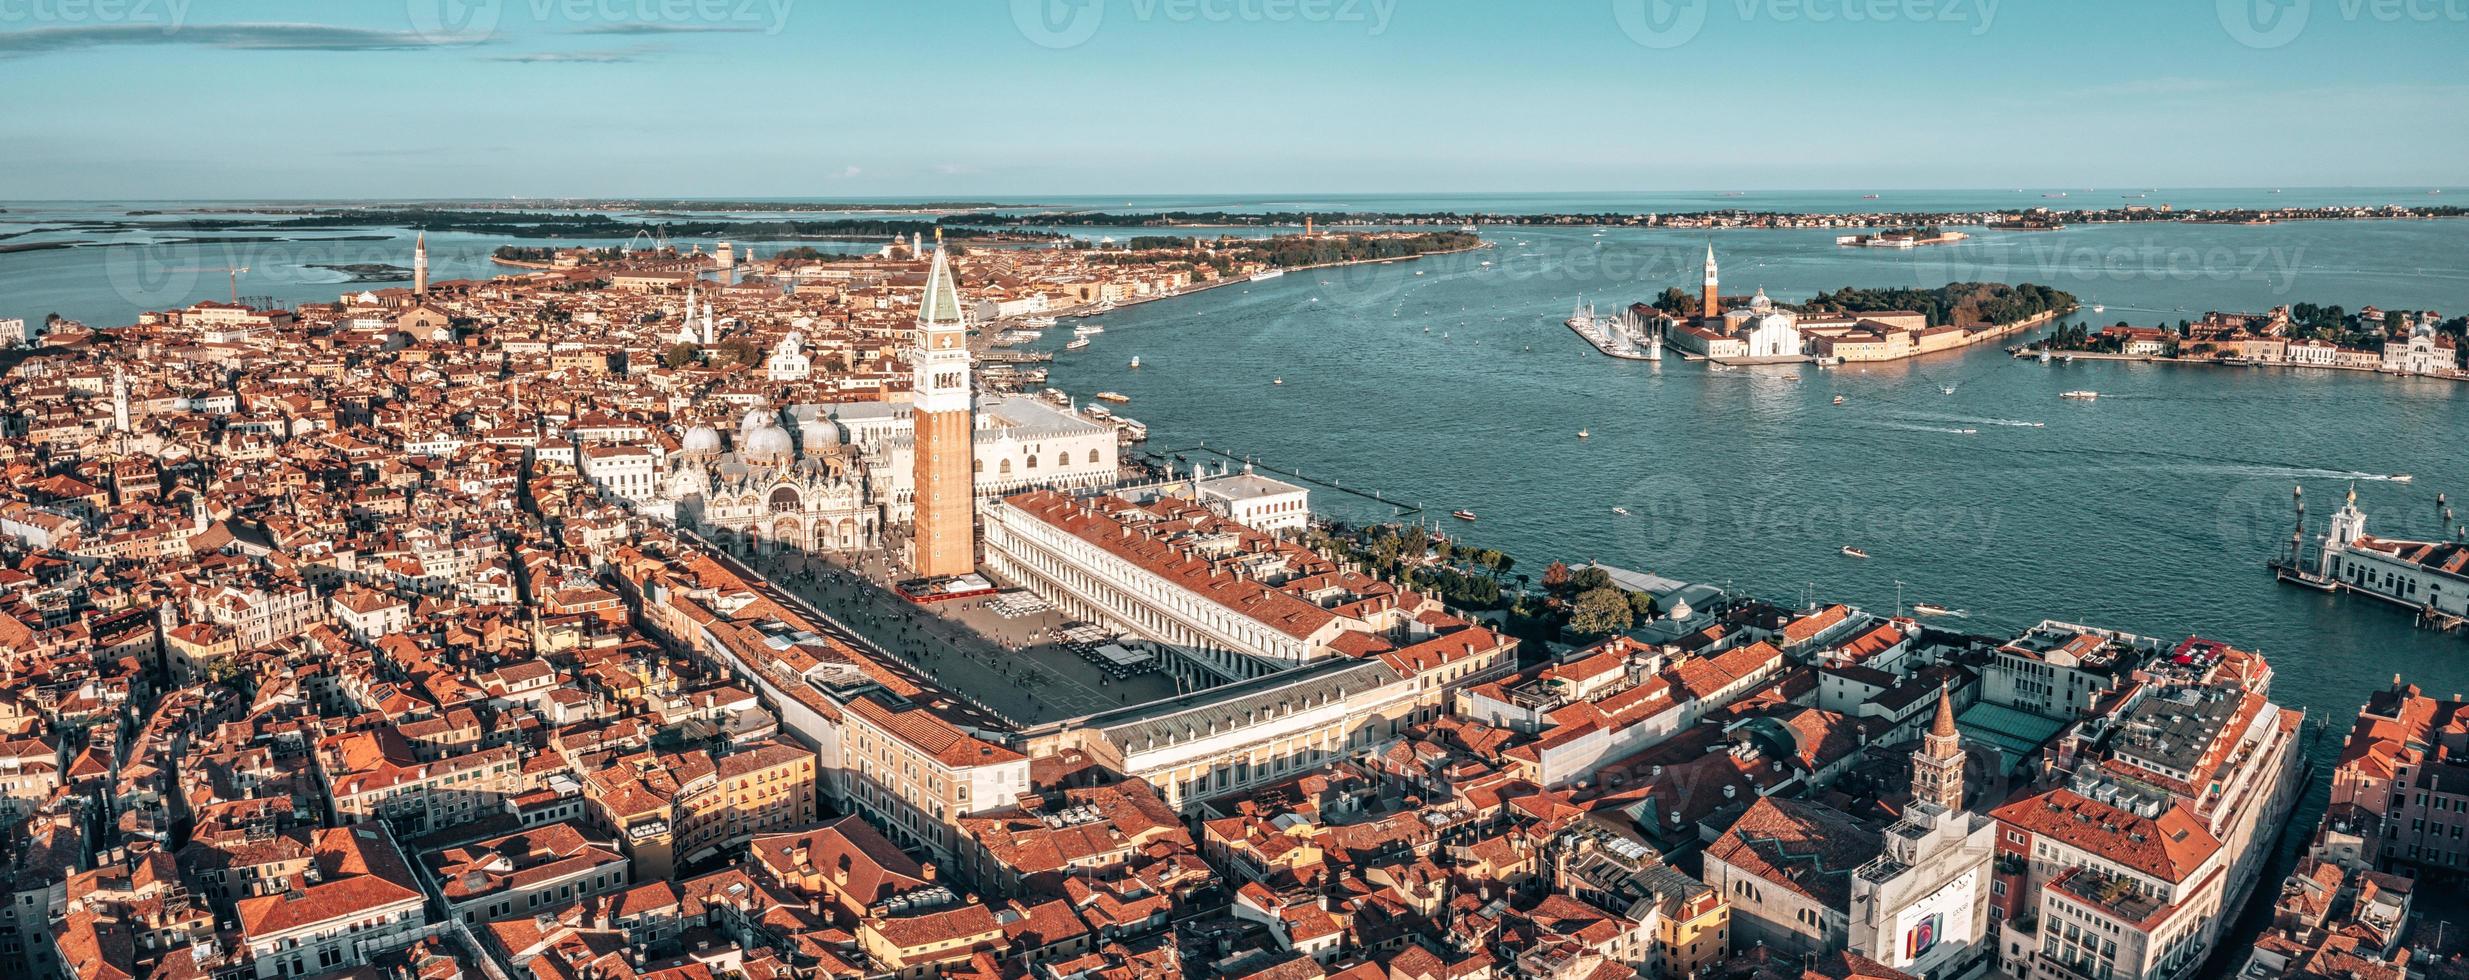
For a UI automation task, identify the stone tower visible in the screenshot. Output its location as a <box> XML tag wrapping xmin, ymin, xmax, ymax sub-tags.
<box><xmin>413</xmin><ymin>231</ymin><xmax>428</xmax><ymax>295</ymax></box>
<box><xmin>908</xmin><ymin>236</ymin><xmax>976</xmax><ymax>578</ymax></box>
<box><xmin>1911</xmin><ymin>684</ymin><xmax>1966</xmax><ymax>811</ymax></box>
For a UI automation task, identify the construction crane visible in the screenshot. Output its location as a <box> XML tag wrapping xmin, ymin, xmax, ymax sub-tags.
<box><xmin>153</xmin><ymin>264</ymin><xmax>252</xmax><ymax>306</ymax></box>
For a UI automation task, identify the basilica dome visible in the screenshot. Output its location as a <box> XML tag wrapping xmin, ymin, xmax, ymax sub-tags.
<box><xmin>744</xmin><ymin>423</ymin><xmax>796</xmax><ymax>461</ymax></box>
<box><xmin>682</xmin><ymin>425</ymin><xmax>724</xmax><ymax>454</ymax></box>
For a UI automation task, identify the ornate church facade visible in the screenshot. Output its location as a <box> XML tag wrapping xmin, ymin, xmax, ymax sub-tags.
<box><xmin>664</xmin><ymin>406</ymin><xmax>878</xmax><ymax>555</ymax></box>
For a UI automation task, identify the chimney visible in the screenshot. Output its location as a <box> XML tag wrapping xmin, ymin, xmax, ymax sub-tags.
<box><xmin>920</xmin><ymin>861</ymin><xmax>936</xmax><ymax>882</ymax></box>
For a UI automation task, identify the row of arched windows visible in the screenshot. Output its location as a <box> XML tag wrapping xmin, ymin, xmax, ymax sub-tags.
<box><xmin>976</xmin><ymin>449</ymin><xmax>1104</xmax><ymax>476</ymax></box>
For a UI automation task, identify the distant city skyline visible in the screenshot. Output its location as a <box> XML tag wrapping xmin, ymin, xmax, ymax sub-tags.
<box><xmin>1</xmin><ymin>1</ymin><xmax>2464</xmax><ymax>199</ymax></box>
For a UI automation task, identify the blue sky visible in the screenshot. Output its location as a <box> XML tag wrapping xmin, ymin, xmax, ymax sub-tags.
<box><xmin>0</xmin><ymin>0</ymin><xmax>2460</xmax><ymax>199</ymax></box>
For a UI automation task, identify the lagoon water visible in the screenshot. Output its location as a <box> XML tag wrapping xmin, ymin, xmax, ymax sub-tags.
<box><xmin>1030</xmin><ymin>217</ymin><xmax>2469</xmax><ymax>748</ymax></box>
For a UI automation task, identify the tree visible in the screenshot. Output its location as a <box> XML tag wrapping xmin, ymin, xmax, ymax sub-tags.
<box><xmin>662</xmin><ymin>343</ymin><xmax>698</xmax><ymax>369</ymax></box>
<box><xmin>1542</xmin><ymin>561</ymin><xmax>1572</xmax><ymax>591</ymax></box>
<box><xmin>1568</xmin><ymin>587</ymin><xmax>1635</xmax><ymax>636</ymax></box>
<box><xmin>1628</xmin><ymin>590</ymin><xmax>1659</xmax><ymax>619</ymax></box>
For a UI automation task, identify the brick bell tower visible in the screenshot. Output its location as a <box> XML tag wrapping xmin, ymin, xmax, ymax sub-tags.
<box><xmin>908</xmin><ymin>234</ymin><xmax>977</xmax><ymax>578</ymax></box>
<box><xmin>1700</xmin><ymin>242</ymin><xmax>1719</xmax><ymax>321</ymax></box>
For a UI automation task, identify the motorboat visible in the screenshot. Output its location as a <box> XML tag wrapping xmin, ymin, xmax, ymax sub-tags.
<box><xmin>2061</xmin><ymin>390</ymin><xmax>2099</xmax><ymax>400</ymax></box>
<box><xmin>1611</xmin><ymin>507</ymin><xmax>1630</xmax><ymax>516</ymax></box>
<box><xmin>1840</xmin><ymin>546</ymin><xmax>1871</xmax><ymax>559</ymax></box>
<box><xmin>1451</xmin><ymin>510</ymin><xmax>1477</xmax><ymax>521</ymax></box>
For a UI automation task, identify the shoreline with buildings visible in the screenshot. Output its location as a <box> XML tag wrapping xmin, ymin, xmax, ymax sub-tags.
<box><xmin>2021</xmin><ymin>305</ymin><xmax>2468</xmax><ymax>385</ymax></box>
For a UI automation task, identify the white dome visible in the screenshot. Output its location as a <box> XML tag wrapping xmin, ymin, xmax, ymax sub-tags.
<box><xmin>740</xmin><ymin>406</ymin><xmax>776</xmax><ymax>434</ymax></box>
<box><xmin>745</xmin><ymin>424</ymin><xmax>796</xmax><ymax>461</ymax></box>
<box><xmin>1749</xmin><ymin>288</ymin><xmax>1772</xmax><ymax>311</ymax></box>
<box><xmin>800</xmin><ymin>417</ymin><xmax>843</xmax><ymax>450</ymax></box>
<box><xmin>682</xmin><ymin>425</ymin><xmax>723</xmax><ymax>453</ymax></box>
<box><xmin>1667</xmin><ymin>596</ymin><xmax>1694</xmax><ymax>620</ymax></box>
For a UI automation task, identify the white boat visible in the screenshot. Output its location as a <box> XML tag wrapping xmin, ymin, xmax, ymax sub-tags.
<box><xmin>1074</xmin><ymin>324</ymin><xmax>1105</xmax><ymax>336</ymax></box>
<box><xmin>1451</xmin><ymin>510</ymin><xmax>1477</xmax><ymax>521</ymax></box>
<box><xmin>1017</xmin><ymin>316</ymin><xmax>1058</xmax><ymax>329</ymax></box>
<box><xmin>1064</xmin><ymin>338</ymin><xmax>1091</xmax><ymax>351</ymax></box>
<box><xmin>1611</xmin><ymin>507</ymin><xmax>1630</xmax><ymax>516</ymax></box>
<box><xmin>1128</xmin><ymin>356</ymin><xmax>1141</xmax><ymax>369</ymax></box>
<box><xmin>2091</xmin><ymin>304</ymin><xmax>2105</xmax><ymax>313</ymax></box>
<box><xmin>2061</xmin><ymin>390</ymin><xmax>2099</xmax><ymax>400</ymax></box>
<box><xmin>1841</xmin><ymin>546</ymin><xmax>1871</xmax><ymax>559</ymax></box>
<box><xmin>2392</xmin><ymin>474</ymin><xmax>2414</xmax><ymax>483</ymax></box>
<box><xmin>1093</xmin><ymin>391</ymin><xmax>1130</xmax><ymax>404</ymax></box>
<box><xmin>1941</xmin><ymin>385</ymin><xmax>1957</xmax><ymax>395</ymax></box>
<box><xmin>1912</xmin><ymin>603</ymin><xmax>1964</xmax><ymax>617</ymax></box>
<box><xmin>1272</xmin><ymin>377</ymin><xmax>1284</xmax><ymax>385</ymax></box>
<box><xmin>1249</xmin><ymin>269</ymin><xmax>1285</xmax><ymax>282</ymax></box>
<box><xmin>1576</xmin><ymin>429</ymin><xmax>1589</xmax><ymax>439</ymax></box>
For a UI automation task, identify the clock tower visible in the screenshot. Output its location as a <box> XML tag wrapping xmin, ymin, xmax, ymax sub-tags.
<box><xmin>909</xmin><ymin>238</ymin><xmax>976</xmax><ymax>577</ymax></box>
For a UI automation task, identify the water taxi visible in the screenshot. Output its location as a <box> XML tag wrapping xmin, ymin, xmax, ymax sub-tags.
<box><xmin>1093</xmin><ymin>391</ymin><xmax>1130</xmax><ymax>404</ymax></box>
<box><xmin>1840</xmin><ymin>546</ymin><xmax>1871</xmax><ymax>559</ymax></box>
<box><xmin>1611</xmin><ymin>506</ymin><xmax>1629</xmax><ymax>516</ymax></box>
<box><xmin>1128</xmin><ymin>355</ymin><xmax>1141</xmax><ymax>369</ymax></box>
<box><xmin>1064</xmin><ymin>338</ymin><xmax>1091</xmax><ymax>351</ymax></box>
<box><xmin>1451</xmin><ymin>510</ymin><xmax>1478</xmax><ymax>521</ymax></box>
<box><xmin>2060</xmin><ymin>390</ymin><xmax>2099</xmax><ymax>400</ymax></box>
<box><xmin>1912</xmin><ymin>603</ymin><xmax>1961</xmax><ymax>617</ymax></box>
<box><xmin>2392</xmin><ymin>474</ymin><xmax>2414</xmax><ymax>484</ymax></box>
<box><xmin>1073</xmin><ymin>324</ymin><xmax>1105</xmax><ymax>336</ymax></box>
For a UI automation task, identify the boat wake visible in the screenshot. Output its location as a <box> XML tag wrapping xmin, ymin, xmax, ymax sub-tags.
<box><xmin>1896</xmin><ymin>412</ymin><xmax>2045</xmax><ymax>429</ymax></box>
<box><xmin>1863</xmin><ymin>422</ymin><xmax>1982</xmax><ymax>436</ymax></box>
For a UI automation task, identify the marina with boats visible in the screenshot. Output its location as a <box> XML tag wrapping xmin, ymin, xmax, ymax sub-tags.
<box><xmin>1563</xmin><ymin>300</ymin><xmax>1664</xmax><ymax>361</ymax></box>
